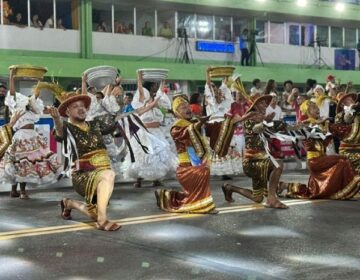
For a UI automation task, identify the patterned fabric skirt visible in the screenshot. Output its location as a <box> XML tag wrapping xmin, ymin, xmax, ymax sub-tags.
<box><xmin>158</xmin><ymin>164</ymin><xmax>216</xmax><ymax>213</ymax></box>
<box><xmin>0</xmin><ymin>129</ymin><xmax>62</xmax><ymax>185</ymax></box>
<box><xmin>125</xmin><ymin>127</ymin><xmax>178</xmax><ymax>181</ymax></box>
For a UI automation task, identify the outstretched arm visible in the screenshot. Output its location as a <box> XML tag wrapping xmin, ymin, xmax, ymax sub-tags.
<box><xmin>137</xmin><ymin>70</ymin><xmax>145</xmax><ymax>103</ymax></box>
<box><xmin>81</xmin><ymin>74</ymin><xmax>88</xmax><ymax>95</ymax></box>
<box><xmin>48</xmin><ymin>106</ymin><xmax>64</xmax><ymax>138</ymax></box>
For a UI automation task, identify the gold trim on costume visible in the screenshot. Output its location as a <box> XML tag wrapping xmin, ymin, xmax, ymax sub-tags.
<box><xmin>307</xmin><ymin>151</ymin><xmax>323</xmax><ymax>160</ymax></box>
<box><xmin>0</xmin><ymin>125</ymin><xmax>13</xmax><ymax>159</ymax></box>
<box><xmin>178</xmin><ymin>152</ymin><xmax>190</xmax><ymax>164</ymax></box>
<box><xmin>213</xmin><ymin>116</ymin><xmax>234</xmax><ymax>157</ymax></box>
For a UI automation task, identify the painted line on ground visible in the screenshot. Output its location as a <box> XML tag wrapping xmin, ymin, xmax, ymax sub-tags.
<box><xmin>0</xmin><ymin>199</ymin><xmax>330</xmax><ymax>240</ymax></box>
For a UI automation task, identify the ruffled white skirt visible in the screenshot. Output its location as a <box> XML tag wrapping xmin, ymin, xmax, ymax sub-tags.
<box><xmin>124</xmin><ymin>127</ymin><xmax>178</xmax><ymax>181</ymax></box>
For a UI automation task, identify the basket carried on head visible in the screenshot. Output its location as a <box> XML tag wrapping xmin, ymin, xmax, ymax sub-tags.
<box><xmin>208</xmin><ymin>66</ymin><xmax>235</xmax><ymax>78</ymax></box>
<box><xmin>9</xmin><ymin>65</ymin><xmax>47</xmax><ymax>80</ymax></box>
<box><xmin>138</xmin><ymin>68</ymin><xmax>169</xmax><ymax>82</ymax></box>
<box><xmin>83</xmin><ymin>65</ymin><xmax>118</xmax><ymax>90</ymax></box>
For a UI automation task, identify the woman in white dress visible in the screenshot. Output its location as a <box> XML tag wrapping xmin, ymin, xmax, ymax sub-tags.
<box><xmin>125</xmin><ymin>71</ymin><xmax>177</xmax><ymax>187</ymax></box>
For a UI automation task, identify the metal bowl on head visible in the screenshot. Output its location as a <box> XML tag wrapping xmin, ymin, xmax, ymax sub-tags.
<box><xmin>138</xmin><ymin>68</ymin><xmax>169</xmax><ymax>82</ymax></box>
<box><xmin>83</xmin><ymin>66</ymin><xmax>118</xmax><ymax>90</ymax></box>
<box><xmin>9</xmin><ymin>65</ymin><xmax>47</xmax><ymax>80</ymax></box>
<box><xmin>208</xmin><ymin>66</ymin><xmax>236</xmax><ymax>78</ymax></box>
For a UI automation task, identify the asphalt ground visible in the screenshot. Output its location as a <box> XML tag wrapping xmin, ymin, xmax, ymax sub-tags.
<box><xmin>0</xmin><ymin>171</ymin><xmax>359</xmax><ymax>280</ymax></box>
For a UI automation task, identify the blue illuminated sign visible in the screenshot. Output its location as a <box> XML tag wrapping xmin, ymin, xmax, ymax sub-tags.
<box><xmin>196</xmin><ymin>41</ymin><xmax>235</xmax><ymax>53</ymax></box>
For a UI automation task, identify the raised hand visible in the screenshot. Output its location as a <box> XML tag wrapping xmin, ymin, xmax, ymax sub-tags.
<box><xmin>8</xmin><ymin>110</ymin><xmax>25</xmax><ymax>127</ymax></box>
<box><xmin>48</xmin><ymin>106</ymin><xmax>61</xmax><ymax>121</ymax></box>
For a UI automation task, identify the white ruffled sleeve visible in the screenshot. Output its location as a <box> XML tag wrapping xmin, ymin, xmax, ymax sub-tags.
<box><xmin>101</xmin><ymin>95</ymin><xmax>120</xmax><ymax>114</ymax></box>
<box><xmin>154</xmin><ymin>90</ymin><xmax>171</xmax><ymax>110</ymax></box>
<box><xmin>86</xmin><ymin>93</ymin><xmax>98</xmax><ymax>121</ymax></box>
<box><xmin>4</xmin><ymin>92</ymin><xmax>17</xmax><ymax>113</ymax></box>
<box><xmin>131</xmin><ymin>88</ymin><xmax>150</xmax><ymax>110</ymax></box>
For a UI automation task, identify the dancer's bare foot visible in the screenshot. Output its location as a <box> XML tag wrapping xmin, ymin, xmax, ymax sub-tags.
<box><xmin>277</xmin><ymin>181</ymin><xmax>288</xmax><ymax>197</ymax></box>
<box><xmin>222</xmin><ymin>184</ymin><xmax>235</xmax><ymax>202</ymax></box>
<box><xmin>264</xmin><ymin>196</ymin><xmax>288</xmax><ymax>209</ymax></box>
<box><xmin>20</xmin><ymin>192</ymin><xmax>29</xmax><ymax>200</ymax></box>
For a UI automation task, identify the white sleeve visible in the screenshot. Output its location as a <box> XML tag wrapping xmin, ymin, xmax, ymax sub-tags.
<box><xmin>5</xmin><ymin>92</ymin><xmax>17</xmax><ymax>113</ymax></box>
<box><xmin>131</xmin><ymin>88</ymin><xmax>150</xmax><ymax>110</ymax></box>
<box><xmin>28</xmin><ymin>95</ymin><xmax>44</xmax><ymax>114</ymax></box>
<box><xmin>204</xmin><ymin>84</ymin><xmax>215</xmax><ymax>107</ymax></box>
<box><xmin>101</xmin><ymin>95</ymin><xmax>120</xmax><ymax>114</ymax></box>
<box><xmin>86</xmin><ymin>93</ymin><xmax>98</xmax><ymax>120</ymax></box>
<box><xmin>219</xmin><ymin>83</ymin><xmax>233</xmax><ymax>111</ymax></box>
<box><xmin>155</xmin><ymin>90</ymin><xmax>171</xmax><ymax>110</ymax></box>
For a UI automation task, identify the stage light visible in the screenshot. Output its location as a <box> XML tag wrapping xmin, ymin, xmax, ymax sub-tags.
<box><xmin>335</xmin><ymin>2</ymin><xmax>345</xmax><ymax>12</ymax></box>
<box><xmin>296</xmin><ymin>0</ymin><xmax>307</xmax><ymax>7</ymax></box>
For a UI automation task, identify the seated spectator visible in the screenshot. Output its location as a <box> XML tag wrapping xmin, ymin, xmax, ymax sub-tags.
<box><xmin>115</xmin><ymin>21</ymin><xmax>126</xmax><ymax>33</ymax></box>
<box><xmin>287</xmin><ymin>88</ymin><xmax>308</xmax><ymax>122</ymax></box>
<box><xmin>127</xmin><ymin>23</ymin><xmax>134</xmax><ymax>34</ymax></box>
<box><xmin>12</xmin><ymin>12</ymin><xmax>25</xmax><ymax>27</ymax></box>
<box><xmin>263</xmin><ymin>79</ymin><xmax>277</xmax><ymax>95</ymax></box>
<box><xmin>282</xmin><ymin>80</ymin><xmax>294</xmax><ymax>113</ymax></box>
<box><xmin>97</xmin><ymin>20</ymin><xmax>108</xmax><ymax>32</ymax></box>
<box><xmin>142</xmin><ymin>21</ymin><xmax>153</xmax><ymax>36</ymax></box>
<box><xmin>159</xmin><ymin>21</ymin><xmax>173</xmax><ymax>38</ymax></box>
<box><xmin>31</xmin><ymin>14</ymin><xmax>43</xmax><ymax>29</ymax></box>
<box><xmin>56</xmin><ymin>18</ymin><xmax>66</xmax><ymax>30</ymax></box>
<box><xmin>44</xmin><ymin>15</ymin><xmax>54</xmax><ymax>28</ymax></box>
<box><xmin>3</xmin><ymin>1</ymin><xmax>13</xmax><ymax>25</ymax></box>
<box><xmin>123</xmin><ymin>92</ymin><xmax>134</xmax><ymax>113</ymax></box>
<box><xmin>0</xmin><ymin>83</ymin><xmax>7</xmax><ymax>116</ymax></box>
<box><xmin>189</xmin><ymin>93</ymin><xmax>203</xmax><ymax>117</ymax></box>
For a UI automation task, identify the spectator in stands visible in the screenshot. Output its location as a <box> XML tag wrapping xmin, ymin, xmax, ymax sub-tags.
<box><xmin>142</xmin><ymin>21</ymin><xmax>153</xmax><ymax>36</ymax></box>
<box><xmin>305</xmin><ymin>78</ymin><xmax>317</xmax><ymax>96</ymax></box>
<box><xmin>266</xmin><ymin>92</ymin><xmax>283</xmax><ymax>121</ymax></box>
<box><xmin>31</xmin><ymin>14</ymin><xmax>43</xmax><ymax>29</ymax></box>
<box><xmin>123</xmin><ymin>92</ymin><xmax>134</xmax><ymax>113</ymax></box>
<box><xmin>0</xmin><ymin>83</ymin><xmax>7</xmax><ymax>116</ymax></box>
<box><xmin>127</xmin><ymin>23</ymin><xmax>134</xmax><ymax>34</ymax></box>
<box><xmin>282</xmin><ymin>80</ymin><xmax>294</xmax><ymax>114</ymax></box>
<box><xmin>97</xmin><ymin>20</ymin><xmax>108</xmax><ymax>32</ymax></box>
<box><xmin>189</xmin><ymin>93</ymin><xmax>203</xmax><ymax>117</ymax></box>
<box><xmin>250</xmin><ymin>78</ymin><xmax>262</xmax><ymax>97</ymax></box>
<box><xmin>287</xmin><ymin>88</ymin><xmax>308</xmax><ymax>122</ymax></box>
<box><xmin>263</xmin><ymin>79</ymin><xmax>277</xmax><ymax>95</ymax></box>
<box><xmin>57</xmin><ymin>18</ymin><xmax>66</xmax><ymax>30</ymax></box>
<box><xmin>44</xmin><ymin>15</ymin><xmax>54</xmax><ymax>28</ymax></box>
<box><xmin>12</xmin><ymin>12</ymin><xmax>25</xmax><ymax>28</ymax></box>
<box><xmin>159</xmin><ymin>21</ymin><xmax>173</xmax><ymax>38</ymax></box>
<box><xmin>239</xmin><ymin>29</ymin><xmax>250</xmax><ymax>66</ymax></box>
<box><xmin>115</xmin><ymin>21</ymin><xmax>126</xmax><ymax>33</ymax></box>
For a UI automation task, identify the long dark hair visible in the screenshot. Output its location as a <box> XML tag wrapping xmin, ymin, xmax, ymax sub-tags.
<box><xmin>189</xmin><ymin>93</ymin><xmax>200</xmax><ymax>105</ymax></box>
<box><xmin>263</xmin><ymin>79</ymin><xmax>276</xmax><ymax>95</ymax></box>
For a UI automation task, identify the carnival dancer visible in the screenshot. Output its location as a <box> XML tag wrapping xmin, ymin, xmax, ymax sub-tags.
<box><xmin>282</xmin><ymin>100</ymin><xmax>360</xmax><ymax>199</ymax></box>
<box><xmin>221</xmin><ymin>94</ymin><xmax>289</xmax><ymax>209</ymax></box>
<box><xmin>49</xmin><ymin>91</ymin><xmax>123</xmax><ymax>231</ymax></box>
<box><xmin>332</xmin><ymin>92</ymin><xmax>360</xmax><ymax>174</ymax></box>
<box><xmin>2</xmin><ymin>68</ymin><xmax>62</xmax><ymax>199</ymax></box>
<box><xmin>126</xmin><ymin>70</ymin><xmax>177</xmax><ymax>188</ymax></box>
<box><xmin>155</xmin><ymin>97</ymin><xmax>242</xmax><ymax>214</ymax></box>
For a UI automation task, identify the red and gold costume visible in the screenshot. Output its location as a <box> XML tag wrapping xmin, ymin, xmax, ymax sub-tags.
<box><xmin>158</xmin><ymin>98</ymin><xmax>235</xmax><ymax>213</ymax></box>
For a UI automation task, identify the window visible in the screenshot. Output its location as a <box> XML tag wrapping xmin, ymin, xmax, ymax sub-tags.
<box><xmin>255</xmin><ymin>20</ymin><xmax>267</xmax><ymax>43</ymax></box>
<box><xmin>301</xmin><ymin>24</ymin><xmax>314</xmax><ymax>46</ymax></box>
<box><xmin>344</xmin><ymin>27</ymin><xmax>356</xmax><ymax>48</ymax></box>
<box><xmin>92</xmin><ymin>1</ymin><xmax>112</xmax><ymax>32</ymax></box>
<box><xmin>215</xmin><ymin>16</ymin><xmax>231</xmax><ymax>41</ymax></box>
<box><xmin>136</xmin><ymin>7</ymin><xmax>155</xmax><ymax>36</ymax></box>
<box><xmin>317</xmin><ymin>25</ymin><xmax>329</xmax><ymax>47</ymax></box>
<box><xmin>114</xmin><ymin>3</ymin><xmax>134</xmax><ymax>34</ymax></box>
<box><xmin>288</xmin><ymin>24</ymin><xmax>300</xmax><ymax>45</ymax></box>
<box><xmin>56</xmin><ymin>0</ymin><xmax>78</xmax><ymax>30</ymax></box>
<box><xmin>269</xmin><ymin>21</ymin><xmax>284</xmax><ymax>44</ymax></box>
<box><xmin>178</xmin><ymin>12</ymin><xmax>196</xmax><ymax>38</ymax></box>
<box><xmin>196</xmin><ymin>14</ymin><xmax>213</xmax><ymax>40</ymax></box>
<box><xmin>233</xmin><ymin>18</ymin><xmax>250</xmax><ymax>42</ymax></box>
<box><xmin>157</xmin><ymin>9</ymin><xmax>175</xmax><ymax>39</ymax></box>
<box><xmin>30</xmin><ymin>0</ymin><xmax>53</xmax><ymax>29</ymax></box>
<box><xmin>4</xmin><ymin>0</ymin><xmax>28</xmax><ymax>26</ymax></box>
<box><xmin>331</xmin><ymin>26</ymin><xmax>342</xmax><ymax>48</ymax></box>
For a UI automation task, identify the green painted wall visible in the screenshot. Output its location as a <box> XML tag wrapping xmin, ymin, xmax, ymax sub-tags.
<box><xmin>1</xmin><ymin>52</ymin><xmax>359</xmax><ymax>85</ymax></box>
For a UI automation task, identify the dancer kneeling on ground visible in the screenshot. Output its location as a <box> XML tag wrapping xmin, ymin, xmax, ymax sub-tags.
<box><xmin>222</xmin><ymin>94</ymin><xmax>290</xmax><ymax>209</ymax></box>
<box><xmin>281</xmin><ymin>100</ymin><xmax>360</xmax><ymax>199</ymax></box>
<box><xmin>155</xmin><ymin>96</ymin><xmax>244</xmax><ymax>214</ymax></box>
<box><xmin>50</xmin><ymin>89</ymin><xmax>158</xmax><ymax>231</ymax></box>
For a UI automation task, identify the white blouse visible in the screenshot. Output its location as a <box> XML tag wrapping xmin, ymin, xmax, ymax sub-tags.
<box><xmin>86</xmin><ymin>94</ymin><xmax>121</xmax><ymax>121</ymax></box>
<box><xmin>204</xmin><ymin>82</ymin><xmax>233</xmax><ymax>121</ymax></box>
<box><xmin>5</xmin><ymin>91</ymin><xmax>44</xmax><ymax>131</ymax></box>
<box><xmin>131</xmin><ymin>88</ymin><xmax>171</xmax><ymax>124</ymax></box>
